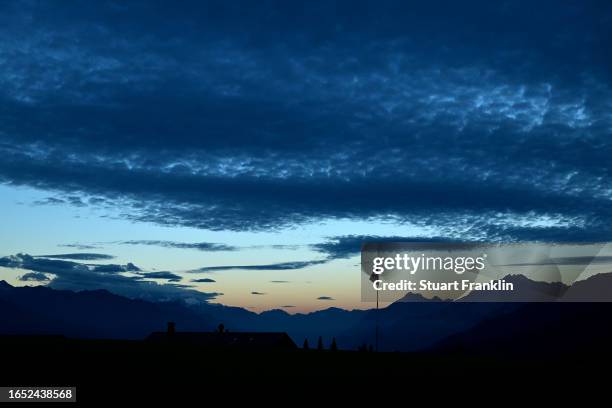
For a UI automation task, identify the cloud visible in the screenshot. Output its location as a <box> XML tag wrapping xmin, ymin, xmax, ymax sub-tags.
<box><xmin>317</xmin><ymin>296</ymin><xmax>334</xmax><ymax>301</ymax></box>
<box><xmin>58</xmin><ymin>243</ymin><xmax>100</xmax><ymax>250</ymax></box>
<box><xmin>120</xmin><ymin>240</ymin><xmax>237</xmax><ymax>251</ymax></box>
<box><xmin>18</xmin><ymin>272</ymin><xmax>50</xmax><ymax>282</ymax></box>
<box><xmin>499</xmin><ymin>256</ymin><xmax>612</xmax><ymax>267</ymax></box>
<box><xmin>270</xmin><ymin>280</ymin><xmax>290</xmax><ymax>283</ymax></box>
<box><xmin>139</xmin><ymin>271</ymin><xmax>182</xmax><ymax>282</ymax></box>
<box><xmin>312</xmin><ymin>235</ymin><xmax>461</xmax><ymax>259</ymax></box>
<box><xmin>281</xmin><ymin>305</ymin><xmax>295</xmax><ymax>308</ymax></box>
<box><xmin>0</xmin><ymin>253</ymin><xmax>217</xmax><ymax>303</ymax></box>
<box><xmin>0</xmin><ymin>1</ymin><xmax>611</xmax><ymax>241</ymax></box>
<box><xmin>32</xmin><ymin>197</ymin><xmax>66</xmax><ymax>206</ymax></box>
<box><xmin>193</xmin><ymin>260</ymin><xmax>328</xmax><ymax>272</ymax></box>
<box><xmin>92</xmin><ymin>262</ymin><xmax>141</xmax><ymax>273</ymax></box>
<box><xmin>251</xmin><ymin>291</ymin><xmax>266</xmax><ymax>295</ymax></box>
<box><xmin>0</xmin><ymin>254</ymin><xmax>90</xmax><ymax>276</ymax></box>
<box><xmin>35</xmin><ymin>253</ymin><xmax>114</xmax><ymax>261</ymax></box>
<box><xmin>191</xmin><ymin>278</ymin><xmax>216</xmax><ymax>283</ymax></box>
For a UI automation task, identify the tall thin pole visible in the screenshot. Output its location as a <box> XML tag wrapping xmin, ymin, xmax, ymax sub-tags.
<box><xmin>375</xmin><ymin>289</ymin><xmax>379</xmax><ymax>352</ymax></box>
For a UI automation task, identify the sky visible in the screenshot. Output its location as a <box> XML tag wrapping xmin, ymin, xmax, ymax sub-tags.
<box><xmin>1</xmin><ymin>0</ymin><xmax>612</xmax><ymax>313</ymax></box>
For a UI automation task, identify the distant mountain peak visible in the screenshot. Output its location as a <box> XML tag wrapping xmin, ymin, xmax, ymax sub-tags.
<box><xmin>259</xmin><ymin>309</ymin><xmax>290</xmax><ymax>317</ymax></box>
<box><xmin>501</xmin><ymin>273</ymin><xmax>564</xmax><ymax>286</ymax></box>
<box><xmin>397</xmin><ymin>292</ymin><xmax>443</xmax><ymax>302</ymax></box>
<box><xmin>459</xmin><ymin>273</ymin><xmax>568</xmax><ymax>302</ymax></box>
<box><xmin>0</xmin><ymin>280</ymin><xmax>13</xmax><ymax>289</ymax></box>
<box><xmin>560</xmin><ymin>271</ymin><xmax>612</xmax><ymax>301</ymax></box>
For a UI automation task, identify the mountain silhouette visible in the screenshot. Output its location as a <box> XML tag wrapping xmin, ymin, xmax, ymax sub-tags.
<box><xmin>0</xmin><ymin>280</ymin><xmax>364</xmax><ymax>345</ymax></box>
<box><xmin>397</xmin><ymin>292</ymin><xmax>445</xmax><ymax>302</ymax></box>
<box><xmin>460</xmin><ymin>274</ymin><xmax>568</xmax><ymax>302</ymax></box>
<box><xmin>434</xmin><ymin>302</ymin><xmax>612</xmax><ymax>354</ymax></box>
<box><xmin>0</xmin><ymin>281</ymin><xmax>213</xmax><ymax>338</ymax></box>
<box><xmin>559</xmin><ymin>272</ymin><xmax>612</xmax><ymax>301</ymax></box>
<box><xmin>336</xmin><ymin>299</ymin><xmax>521</xmax><ymax>351</ymax></box>
<box><xmin>3</xmin><ymin>273</ymin><xmax>612</xmax><ymax>352</ymax></box>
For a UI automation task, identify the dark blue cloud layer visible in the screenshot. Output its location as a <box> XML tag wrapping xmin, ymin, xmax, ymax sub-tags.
<box><xmin>311</xmin><ymin>235</ymin><xmax>461</xmax><ymax>259</ymax></box>
<box><xmin>139</xmin><ymin>271</ymin><xmax>182</xmax><ymax>282</ymax></box>
<box><xmin>36</xmin><ymin>253</ymin><xmax>115</xmax><ymax>261</ymax></box>
<box><xmin>18</xmin><ymin>272</ymin><xmax>50</xmax><ymax>282</ymax></box>
<box><xmin>0</xmin><ymin>253</ymin><xmax>218</xmax><ymax>303</ymax></box>
<box><xmin>191</xmin><ymin>278</ymin><xmax>216</xmax><ymax>283</ymax></box>
<box><xmin>194</xmin><ymin>260</ymin><xmax>328</xmax><ymax>273</ymax></box>
<box><xmin>1</xmin><ymin>1</ymin><xmax>611</xmax><ymax>240</ymax></box>
<box><xmin>120</xmin><ymin>240</ymin><xmax>237</xmax><ymax>251</ymax></box>
<box><xmin>58</xmin><ymin>244</ymin><xmax>101</xmax><ymax>250</ymax></box>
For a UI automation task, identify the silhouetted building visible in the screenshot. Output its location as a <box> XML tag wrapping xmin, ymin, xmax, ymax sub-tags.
<box><xmin>146</xmin><ymin>323</ymin><xmax>297</xmax><ymax>351</ymax></box>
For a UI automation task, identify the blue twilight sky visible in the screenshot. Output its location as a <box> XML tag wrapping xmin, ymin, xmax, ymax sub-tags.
<box><xmin>1</xmin><ymin>0</ymin><xmax>612</xmax><ymax>312</ymax></box>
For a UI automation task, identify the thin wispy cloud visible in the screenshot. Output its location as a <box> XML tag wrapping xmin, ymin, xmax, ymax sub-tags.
<box><xmin>312</xmin><ymin>236</ymin><xmax>461</xmax><ymax>259</ymax></box>
<box><xmin>499</xmin><ymin>256</ymin><xmax>612</xmax><ymax>267</ymax></box>
<box><xmin>58</xmin><ymin>244</ymin><xmax>101</xmax><ymax>250</ymax></box>
<box><xmin>120</xmin><ymin>240</ymin><xmax>237</xmax><ymax>252</ymax></box>
<box><xmin>139</xmin><ymin>271</ymin><xmax>182</xmax><ymax>282</ymax></box>
<box><xmin>35</xmin><ymin>253</ymin><xmax>114</xmax><ymax>261</ymax></box>
<box><xmin>317</xmin><ymin>296</ymin><xmax>334</xmax><ymax>301</ymax></box>
<box><xmin>191</xmin><ymin>278</ymin><xmax>216</xmax><ymax>283</ymax></box>
<box><xmin>193</xmin><ymin>260</ymin><xmax>328</xmax><ymax>273</ymax></box>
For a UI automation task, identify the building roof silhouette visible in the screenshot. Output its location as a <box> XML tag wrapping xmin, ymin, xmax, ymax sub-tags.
<box><xmin>147</xmin><ymin>325</ymin><xmax>297</xmax><ymax>350</ymax></box>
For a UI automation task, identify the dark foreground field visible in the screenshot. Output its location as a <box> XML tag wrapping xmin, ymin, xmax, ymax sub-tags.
<box><xmin>1</xmin><ymin>335</ymin><xmax>609</xmax><ymax>402</ymax></box>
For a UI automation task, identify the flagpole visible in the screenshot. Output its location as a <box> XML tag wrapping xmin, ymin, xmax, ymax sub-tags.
<box><xmin>375</xmin><ymin>289</ymin><xmax>379</xmax><ymax>352</ymax></box>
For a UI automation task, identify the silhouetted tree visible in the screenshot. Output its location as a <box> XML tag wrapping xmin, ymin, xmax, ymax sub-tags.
<box><xmin>368</xmin><ymin>344</ymin><xmax>374</xmax><ymax>353</ymax></box>
<box><xmin>317</xmin><ymin>336</ymin><xmax>324</xmax><ymax>351</ymax></box>
<box><xmin>330</xmin><ymin>337</ymin><xmax>338</xmax><ymax>351</ymax></box>
<box><xmin>217</xmin><ymin>323</ymin><xmax>225</xmax><ymax>333</ymax></box>
<box><xmin>303</xmin><ymin>339</ymin><xmax>309</xmax><ymax>350</ymax></box>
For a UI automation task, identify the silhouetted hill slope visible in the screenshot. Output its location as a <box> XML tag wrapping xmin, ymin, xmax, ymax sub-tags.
<box><xmin>336</xmin><ymin>273</ymin><xmax>612</xmax><ymax>350</ymax></box>
<box><xmin>0</xmin><ymin>297</ymin><xmax>63</xmax><ymax>334</ymax></box>
<box><xmin>209</xmin><ymin>306</ymin><xmax>367</xmax><ymax>347</ymax></box>
<box><xmin>434</xmin><ymin>302</ymin><xmax>612</xmax><ymax>354</ymax></box>
<box><xmin>0</xmin><ymin>281</ymin><xmax>213</xmax><ymax>338</ymax></box>
<box><xmin>0</xmin><ymin>280</ymin><xmax>363</xmax><ymax>344</ymax></box>
<box><xmin>397</xmin><ymin>292</ymin><xmax>444</xmax><ymax>302</ymax></box>
<box><xmin>560</xmin><ymin>272</ymin><xmax>612</xmax><ymax>301</ymax></box>
<box><xmin>336</xmin><ymin>300</ymin><xmax>521</xmax><ymax>351</ymax></box>
<box><xmin>3</xmin><ymin>273</ymin><xmax>612</xmax><ymax>351</ymax></box>
<box><xmin>460</xmin><ymin>274</ymin><xmax>568</xmax><ymax>301</ymax></box>
<box><xmin>432</xmin><ymin>273</ymin><xmax>612</xmax><ymax>353</ymax></box>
